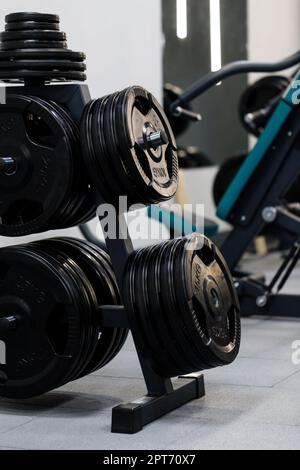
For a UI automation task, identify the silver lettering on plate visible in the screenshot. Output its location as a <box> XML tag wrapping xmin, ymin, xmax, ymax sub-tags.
<box><xmin>0</xmin><ymin>340</ymin><xmax>6</xmax><ymax>365</ymax></box>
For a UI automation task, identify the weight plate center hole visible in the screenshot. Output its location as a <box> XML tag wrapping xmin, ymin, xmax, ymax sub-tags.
<box><xmin>138</xmin><ymin>122</ymin><xmax>167</xmax><ymax>161</ymax></box>
<box><xmin>210</xmin><ymin>288</ymin><xmax>220</xmax><ymax>311</ymax></box>
<box><xmin>0</xmin><ymin>156</ymin><xmax>17</xmax><ymax>176</ymax></box>
<box><xmin>204</xmin><ymin>278</ymin><xmax>224</xmax><ymax>323</ymax></box>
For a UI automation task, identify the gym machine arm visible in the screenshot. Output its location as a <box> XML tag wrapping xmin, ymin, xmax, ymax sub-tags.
<box><xmin>170</xmin><ymin>50</ymin><xmax>300</xmax><ymax>116</ymax></box>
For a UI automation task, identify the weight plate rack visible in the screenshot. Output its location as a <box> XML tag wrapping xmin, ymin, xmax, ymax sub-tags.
<box><xmin>0</xmin><ymin>12</ymin><xmax>241</xmax><ymax>435</ymax></box>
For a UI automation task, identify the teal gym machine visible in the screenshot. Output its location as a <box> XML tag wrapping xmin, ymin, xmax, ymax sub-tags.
<box><xmin>166</xmin><ymin>51</ymin><xmax>300</xmax><ymax>318</ymax></box>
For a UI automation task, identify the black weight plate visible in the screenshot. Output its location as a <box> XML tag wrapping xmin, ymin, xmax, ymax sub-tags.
<box><xmin>285</xmin><ymin>175</ymin><xmax>300</xmax><ymax>204</ymax></box>
<box><xmin>140</xmin><ymin>244</ymin><xmax>175</xmax><ymax>361</ymax></box>
<box><xmin>115</xmin><ymin>87</ymin><xmax>158</xmax><ymax>204</ymax></box>
<box><xmin>55</xmin><ymin>238</ymin><xmax>116</xmax><ymax>296</ymax></box>
<box><xmin>77</xmin><ymin>241</ymin><xmax>119</xmax><ymax>301</ymax></box>
<box><xmin>0</xmin><ymin>49</ymin><xmax>85</xmax><ymax>61</ymax></box>
<box><xmin>44</xmin><ymin>238</ymin><xmax>125</xmax><ymax>377</ymax></box>
<box><xmin>28</xmin><ymin>98</ymin><xmax>80</xmax><ymax>229</ymax></box>
<box><xmin>61</xmin><ymin>193</ymin><xmax>95</xmax><ymax>229</ymax></box>
<box><xmin>172</xmin><ymin>236</ymin><xmax>222</xmax><ymax>368</ymax></box>
<box><xmin>63</xmin><ymin>194</ymin><xmax>95</xmax><ymax>229</ymax></box>
<box><xmin>82</xmin><ymin>97</ymin><xmax>122</xmax><ymax>203</ymax></box>
<box><xmin>142</xmin><ymin>242</ymin><xmax>189</xmax><ymax>376</ymax></box>
<box><xmin>64</xmin><ymin>171</ymin><xmax>95</xmax><ymax>229</ymax></box>
<box><xmin>122</xmin><ymin>249</ymin><xmax>150</xmax><ymax>352</ymax></box>
<box><xmin>116</xmin><ymin>89</ymin><xmax>158</xmax><ymax>204</ymax></box>
<box><xmin>104</xmin><ymin>92</ymin><xmax>136</xmax><ymax>202</ymax></box>
<box><xmin>44</xmin><ymin>99</ymin><xmax>92</xmax><ymax>229</ymax></box>
<box><xmin>213</xmin><ymin>154</ymin><xmax>247</xmax><ymax>207</ymax></box>
<box><xmin>48</xmin><ymin>248</ymin><xmax>97</xmax><ymax>383</ymax></box>
<box><xmin>203</xmin><ymin>241</ymin><xmax>241</xmax><ymax>362</ymax></box>
<box><xmin>70</xmin><ymin>239</ymin><xmax>119</xmax><ymax>302</ymax></box>
<box><xmin>174</xmin><ymin>236</ymin><xmax>225</xmax><ymax>367</ymax></box>
<box><xmin>0</xmin><ymin>31</ymin><xmax>66</xmax><ymax>42</ymax></box>
<box><xmin>79</xmin><ymin>100</ymin><xmax>104</xmax><ymax>199</ymax></box>
<box><xmin>167</xmin><ymin>238</ymin><xmax>213</xmax><ymax>371</ymax></box>
<box><xmin>178</xmin><ymin>146</ymin><xmax>212</xmax><ymax>169</ymax></box>
<box><xmin>174</xmin><ymin>235</ymin><xmax>241</xmax><ymax>367</ymax></box>
<box><xmin>116</xmin><ymin>86</ymin><xmax>178</xmax><ymax>204</ymax></box>
<box><xmin>39</xmin><ymin>101</ymin><xmax>85</xmax><ymax>228</ymax></box>
<box><xmin>125</xmin><ymin>249</ymin><xmax>154</xmax><ymax>353</ymax></box>
<box><xmin>26</xmin><ymin>96</ymin><xmax>79</xmax><ymax>231</ymax></box>
<box><xmin>0</xmin><ymin>246</ymin><xmax>83</xmax><ymax>398</ymax></box>
<box><xmin>0</xmin><ymin>70</ymin><xmax>86</xmax><ymax>81</ymax></box>
<box><xmin>212</xmin><ymin>151</ymin><xmax>300</xmax><ymax>229</ymax></box>
<box><xmin>5</xmin><ymin>21</ymin><xmax>60</xmax><ymax>31</ymax></box>
<box><xmin>159</xmin><ymin>239</ymin><xmax>207</xmax><ymax>374</ymax></box>
<box><xmin>164</xmin><ymin>83</ymin><xmax>192</xmax><ymax>138</ymax></box>
<box><xmin>239</xmin><ymin>75</ymin><xmax>289</xmax><ymax>137</ymax></box>
<box><xmin>5</xmin><ymin>13</ymin><xmax>60</xmax><ymax>24</ymax></box>
<box><xmin>20</xmin><ymin>242</ymin><xmax>90</xmax><ymax>386</ymax></box>
<box><xmin>80</xmin><ymin>300</ymin><xmax>127</xmax><ymax>371</ymax></box>
<box><xmin>0</xmin><ymin>40</ymin><xmax>68</xmax><ymax>50</ymax></box>
<box><xmin>110</xmin><ymin>91</ymin><xmax>148</xmax><ymax>204</ymax></box>
<box><xmin>144</xmin><ymin>243</ymin><xmax>196</xmax><ymax>376</ymax></box>
<box><xmin>128</xmin><ymin>246</ymin><xmax>175</xmax><ymax>375</ymax></box>
<box><xmin>80</xmin><ymin>100</ymin><xmax>106</xmax><ymax>200</ymax></box>
<box><xmin>94</xmin><ymin>95</ymin><xmax>124</xmax><ymax>200</ymax></box>
<box><xmin>105</xmin><ymin>91</ymin><xmax>131</xmax><ymax>197</ymax></box>
<box><xmin>0</xmin><ymin>94</ymin><xmax>74</xmax><ymax>236</ymax></box>
<box><xmin>53</xmin><ymin>237</ymin><xmax>128</xmax><ymax>373</ymax></box>
<box><xmin>146</xmin><ymin>241</ymin><xmax>191</xmax><ymax>375</ymax></box>
<box><xmin>0</xmin><ymin>60</ymin><xmax>86</xmax><ymax>71</ymax></box>
<box><xmin>23</xmin><ymin>244</ymin><xmax>89</xmax><ymax>387</ymax></box>
<box><xmin>28</xmin><ymin>241</ymin><xmax>96</xmax><ymax>385</ymax></box>
<box><xmin>118</xmin><ymin>87</ymin><xmax>178</xmax><ymax>185</ymax></box>
<box><xmin>171</xmin><ymin>237</ymin><xmax>216</xmax><ymax>370</ymax></box>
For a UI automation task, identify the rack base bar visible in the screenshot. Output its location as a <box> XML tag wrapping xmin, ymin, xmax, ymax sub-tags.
<box><xmin>111</xmin><ymin>374</ymin><xmax>205</xmax><ymax>434</ymax></box>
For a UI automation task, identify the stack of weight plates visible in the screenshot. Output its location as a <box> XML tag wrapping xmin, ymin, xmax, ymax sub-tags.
<box><xmin>0</xmin><ymin>238</ymin><xmax>128</xmax><ymax>399</ymax></box>
<box><xmin>0</xmin><ymin>94</ymin><xmax>96</xmax><ymax>237</ymax></box>
<box><xmin>81</xmin><ymin>86</ymin><xmax>179</xmax><ymax>206</ymax></box>
<box><xmin>0</xmin><ymin>12</ymin><xmax>86</xmax><ymax>83</ymax></box>
<box><xmin>123</xmin><ymin>234</ymin><xmax>241</xmax><ymax>378</ymax></box>
<box><xmin>213</xmin><ymin>154</ymin><xmax>247</xmax><ymax>207</ymax></box>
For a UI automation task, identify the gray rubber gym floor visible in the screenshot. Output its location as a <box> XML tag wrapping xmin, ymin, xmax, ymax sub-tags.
<box><xmin>0</xmin><ymin>253</ymin><xmax>300</xmax><ymax>451</ymax></box>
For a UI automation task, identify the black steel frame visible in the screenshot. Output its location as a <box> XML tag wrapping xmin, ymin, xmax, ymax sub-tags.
<box><xmin>220</xmin><ymin>104</ymin><xmax>300</xmax><ymax>318</ymax></box>
<box><xmin>99</xmin><ymin>213</ymin><xmax>205</xmax><ymax>434</ymax></box>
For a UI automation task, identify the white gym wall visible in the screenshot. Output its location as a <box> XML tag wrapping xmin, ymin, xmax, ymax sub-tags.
<box><xmin>0</xmin><ymin>0</ymin><xmax>163</xmax><ymax>97</ymax></box>
<box><xmin>248</xmin><ymin>0</ymin><xmax>300</xmax><ymax>82</ymax></box>
<box><xmin>0</xmin><ymin>0</ymin><xmax>163</xmax><ymax>246</ymax></box>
